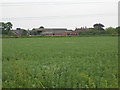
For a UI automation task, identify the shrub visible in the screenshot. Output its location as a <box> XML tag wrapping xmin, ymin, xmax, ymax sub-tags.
<box><xmin>79</xmin><ymin>27</ymin><xmax>118</xmax><ymax>36</ymax></box>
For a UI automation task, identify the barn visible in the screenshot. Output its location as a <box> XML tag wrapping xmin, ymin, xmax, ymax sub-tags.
<box><xmin>32</xmin><ymin>28</ymin><xmax>72</xmax><ymax>36</ymax></box>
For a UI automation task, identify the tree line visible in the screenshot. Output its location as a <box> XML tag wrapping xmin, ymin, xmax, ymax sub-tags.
<box><xmin>80</xmin><ymin>23</ymin><xmax>120</xmax><ymax>36</ymax></box>
<box><xmin>0</xmin><ymin>22</ymin><xmax>120</xmax><ymax>36</ymax></box>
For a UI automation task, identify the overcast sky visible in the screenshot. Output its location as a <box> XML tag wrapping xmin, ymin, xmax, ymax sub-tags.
<box><xmin>0</xmin><ymin>0</ymin><xmax>119</xmax><ymax>30</ymax></box>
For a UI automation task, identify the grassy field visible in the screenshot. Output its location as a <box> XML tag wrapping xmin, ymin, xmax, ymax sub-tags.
<box><xmin>2</xmin><ymin>36</ymin><xmax>118</xmax><ymax>88</ymax></box>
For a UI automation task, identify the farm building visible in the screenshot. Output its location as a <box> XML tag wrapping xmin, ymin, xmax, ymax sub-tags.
<box><xmin>10</xmin><ymin>27</ymin><xmax>88</xmax><ymax>36</ymax></box>
<box><xmin>10</xmin><ymin>28</ymin><xmax>28</xmax><ymax>36</ymax></box>
<box><xmin>71</xmin><ymin>27</ymin><xmax>88</xmax><ymax>35</ymax></box>
<box><xmin>31</xmin><ymin>27</ymin><xmax>88</xmax><ymax>36</ymax></box>
<box><xmin>32</xmin><ymin>28</ymin><xmax>73</xmax><ymax>36</ymax></box>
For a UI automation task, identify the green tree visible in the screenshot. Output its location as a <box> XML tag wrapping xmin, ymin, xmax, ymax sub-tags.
<box><xmin>0</xmin><ymin>22</ymin><xmax>13</xmax><ymax>35</ymax></box>
<box><xmin>0</xmin><ymin>22</ymin><xmax>5</xmax><ymax>30</ymax></box>
<box><xmin>79</xmin><ymin>27</ymin><xmax>107</xmax><ymax>36</ymax></box>
<box><xmin>116</xmin><ymin>26</ymin><xmax>120</xmax><ymax>35</ymax></box>
<box><xmin>93</xmin><ymin>23</ymin><xmax>105</xmax><ymax>30</ymax></box>
<box><xmin>105</xmin><ymin>27</ymin><xmax>117</xmax><ymax>35</ymax></box>
<box><xmin>5</xmin><ymin>22</ymin><xmax>13</xmax><ymax>31</ymax></box>
<box><xmin>39</xmin><ymin>26</ymin><xmax>44</xmax><ymax>29</ymax></box>
<box><xmin>0</xmin><ymin>22</ymin><xmax>7</xmax><ymax>34</ymax></box>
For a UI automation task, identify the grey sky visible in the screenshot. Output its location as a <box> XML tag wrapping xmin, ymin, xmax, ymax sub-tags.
<box><xmin>0</xmin><ymin>0</ymin><xmax>119</xmax><ymax>30</ymax></box>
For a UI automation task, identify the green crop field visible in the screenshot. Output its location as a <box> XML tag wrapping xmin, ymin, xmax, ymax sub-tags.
<box><xmin>2</xmin><ymin>36</ymin><xmax>118</xmax><ymax>88</ymax></box>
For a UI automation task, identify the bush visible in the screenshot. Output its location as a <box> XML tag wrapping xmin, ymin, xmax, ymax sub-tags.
<box><xmin>105</xmin><ymin>27</ymin><xmax>118</xmax><ymax>35</ymax></box>
<box><xmin>80</xmin><ymin>29</ymin><xmax>106</xmax><ymax>36</ymax></box>
<box><xmin>116</xmin><ymin>26</ymin><xmax>120</xmax><ymax>35</ymax></box>
<box><xmin>79</xmin><ymin>28</ymin><xmax>118</xmax><ymax>36</ymax></box>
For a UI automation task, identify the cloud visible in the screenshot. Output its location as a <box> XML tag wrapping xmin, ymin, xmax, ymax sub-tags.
<box><xmin>0</xmin><ymin>13</ymin><xmax>117</xmax><ymax>21</ymax></box>
<box><xmin>0</xmin><ymin>1</ymin><xmax>105</xmax><ymax>6</ymax></box>
<box><xmin>1</xmin><ymin>0</ymin><xmax>119</xmax><ymax>3</ymax></box>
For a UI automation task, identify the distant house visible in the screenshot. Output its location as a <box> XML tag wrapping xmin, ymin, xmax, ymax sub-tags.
<box><xmin>70</xmin><ymin>27</ymin><xmax>88</xmax><ymax>35</ymax></box>
<box><xmin>32</xmin><ymin>28</ymin><xmax>72</xmax><ymax>36</ymax></box>
<box><xmin>32</xmin><ymin>27</ymin><xmax>89</xmax><ymax>36</ymax></box>
<box><xmin>11</xmin><ymin>28</ymin><xmax>28</xmax><ymax>36</ymax></box>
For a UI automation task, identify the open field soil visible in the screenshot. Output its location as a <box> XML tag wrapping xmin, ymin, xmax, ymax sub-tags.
<box><xmin>2</xmin><ymin>36</ymin><xmax>118</xmax><ymax>88</ymax></box>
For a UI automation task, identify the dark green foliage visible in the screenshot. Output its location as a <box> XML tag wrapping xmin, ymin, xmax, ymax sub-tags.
<box><xmin>105</xmin><ymin>27</ymin><xmax>118</xmax><ymax>35</ymax></box>
<box><xmin>0</xmin><ymin>22</ymin><xmax>5</xmax><ymax>30</ymax></box>
<box><xmin>2</xmin><ymin>30</ymin><xmax>8</xmax><ymax>35</ymax></box>
<box><xmin>80</xmin><ymin>29</ymin><xmax>106</xmax><ymax>36</ymax></box>
<box><xmin>93</xmin><ymin>23</ymin><xmax>105</xmax><ymax>30</ymax></box>
<box><xmin>79</xmin><ymin>27</ymin><xmax>118</xmax><ymax>36</ymax></box>
<box><xmin>0</xmin><ymin>22</ymin><xmax>13</xmax><ymax>35</ymax></box>
<box><xmin>116</xmin><ymin>26</ymin><xmax>120</xmax><ymax>35</ymax></box>
<box><xmin>39</xmin><ymin>26</ymin><xmax>44</xmax><ymax>29</ymax></box>
<box><xmin>5</xmin><ymin>22</ymin><xmax>13</xmax><ymax>31</ymax></box>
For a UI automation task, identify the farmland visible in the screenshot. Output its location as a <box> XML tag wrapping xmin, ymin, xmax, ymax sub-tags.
<box><xmin>2</xmin><ymin>36</ymin><xmax>118</xmax><ymax>88</ymax></box>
